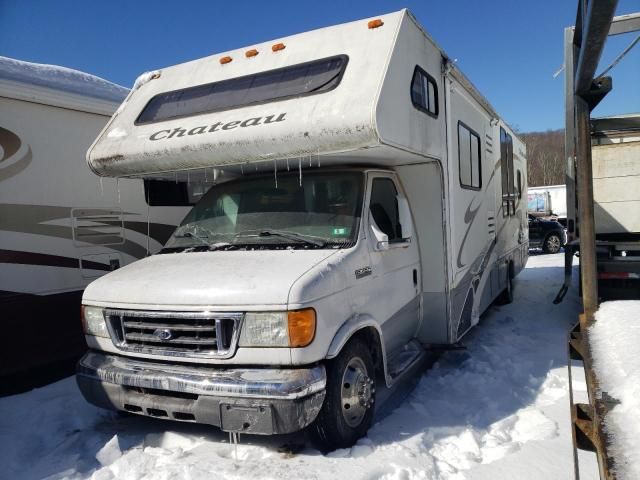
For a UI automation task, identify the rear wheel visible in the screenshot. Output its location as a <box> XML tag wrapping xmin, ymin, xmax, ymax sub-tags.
<box><xmin>543</xmin><ymin>233</ymin><xmax>562</xmax><ymax>254</ymax></box>
<box><xmin>496</xmin><ymin>262</ymin><xmax>514</xmax><ymax>305</ymax></box>
<box><xmin>308</xmin><ymin>337</ymin><xmax>375</xmax><ymax>452</ymax></box>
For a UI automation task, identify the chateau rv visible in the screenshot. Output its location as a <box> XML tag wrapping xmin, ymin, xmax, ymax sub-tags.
<box><xmin>76</xmin><ymin>10</ymin><xmax>528</xmax><ymax>448</ymax></box>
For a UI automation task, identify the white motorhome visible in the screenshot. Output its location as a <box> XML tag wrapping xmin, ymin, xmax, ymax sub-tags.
<box><xmin>0</xmin><ymin>57</ymin><xmax>189</xmax><ymax>390</ymax></box>
<box><xmin>76</xmin><ymin>10</ymin><xmax>528</xmax><ymax>448</ymax></box>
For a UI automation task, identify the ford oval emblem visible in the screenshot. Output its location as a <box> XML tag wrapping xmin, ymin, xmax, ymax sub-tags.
<box><xmin>153</xmin><ymin>328</ymin><xmax>173</xmax><ymax>341</ymax></box>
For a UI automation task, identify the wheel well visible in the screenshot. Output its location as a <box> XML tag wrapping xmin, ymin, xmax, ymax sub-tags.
<box><xmin>350</xmin><ymin>327</ymin><xmax>383</xmax><ymax>376</ymax></box>
<box><xmin>544</xmin><ymin>231</ymin><xmax>561</xmax><ymax>242</ymax></box>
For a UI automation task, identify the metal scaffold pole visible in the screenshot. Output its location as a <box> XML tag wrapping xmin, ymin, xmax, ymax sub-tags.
<box><xmin>565</xmin><ymin>2</ymin><xmax>640</xmax><ymax>479</ymax></box>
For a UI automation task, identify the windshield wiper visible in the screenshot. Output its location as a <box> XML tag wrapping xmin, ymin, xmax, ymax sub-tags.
<box><xmin>173</xmin><ymin>231</ymin><xmax>210</xmax><ymax>246</ymax></box>
<box><xmin>235</xmin><ymin>229</ymin><xmax>326</xmax><ymax>247</ymax></box>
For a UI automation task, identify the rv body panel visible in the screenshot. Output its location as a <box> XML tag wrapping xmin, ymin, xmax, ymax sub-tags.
<box><xmin>86</xmin><ymin>12</ymin><xmax>408</xmax><ymax>177</ymax></box>
<box><xmin>0</xmin><ymin>59</ymin><xmax>188</xmax><ymax>384</ymax></box>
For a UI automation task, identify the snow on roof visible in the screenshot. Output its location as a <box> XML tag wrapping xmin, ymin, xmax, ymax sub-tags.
<box><xmin>0</xmin><ymin>56</ymin><xmax>128</xmax><ymax>103</ymax></box>
<box><xmin>590</xmin><ymin>300</ymin><xmax>640</xmax><ymax>480</ymax></box>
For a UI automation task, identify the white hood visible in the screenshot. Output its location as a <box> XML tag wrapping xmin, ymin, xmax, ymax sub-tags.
<box><xmin>83</xmin><ymin>249</ymin><xmax>338</xmax><ymax>309</ymax></box>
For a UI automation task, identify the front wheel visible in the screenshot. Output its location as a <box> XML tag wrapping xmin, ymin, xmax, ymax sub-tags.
<box><xmin>543</xmin><ymin>233</ymin><xmax>562</xmax><ymax>254</ymax></box>
<box><xmin>308</xmin><ymin>337</ymin><xmax>375</xmax><ymax>452</ymax></box>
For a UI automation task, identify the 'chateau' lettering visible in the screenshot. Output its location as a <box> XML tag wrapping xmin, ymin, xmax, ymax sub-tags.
<box><xmin>149</xmin><ymin>113</ymin><xmax>287</xmax><ymax>141</ymax></box>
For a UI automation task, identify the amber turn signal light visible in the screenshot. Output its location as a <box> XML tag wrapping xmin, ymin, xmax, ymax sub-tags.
<box><xmin>288</xmin><ymin>309</ymin><xmax>316</xmax><ymax>347</ymax></box>
<box><xmin>368</xmin><ymin>19</ymin><xmax>384</xmax><ymax>29</ymax></box>
<box><xmin>245</xmin><ymin>49</ymin><xmax>259</xmax><ymax>58</ymax></box>
<box><xmin>272</xmin><ymin>42</ymin><xmax>286</xmax><ymax>52</ymax></box>
<box><xmin>219</xmin><ymin>56</ymin><xmax>233</xmax><ymax>65</ymax></box>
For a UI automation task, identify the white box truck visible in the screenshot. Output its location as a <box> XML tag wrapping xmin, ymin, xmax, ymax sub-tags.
<box><xmin>76</xmin><ymin>10</ymin><xmax>528</xmax><ymax>449</ymax></box>
<box><xmin>527</xmin><ymin>184</ymin><xmax>567</xmax><ymax>225</ymax></box>
<box><xmin>591</xmin><ymin>114</ymin><xmax>640</xmax><ymax>298</ymax></box>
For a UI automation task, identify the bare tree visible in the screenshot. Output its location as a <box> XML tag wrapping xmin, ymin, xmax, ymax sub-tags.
<box><xmin>521</xmin><ymin>129</ymin><xmax>564</xmax><ymax>186</ymax></box>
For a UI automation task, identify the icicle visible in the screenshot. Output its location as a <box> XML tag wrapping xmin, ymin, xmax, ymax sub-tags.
<box><xmin>240</xmin><ymin>164</ymin><xmax>244</xmax><ymax>175</ymax></box>
<box><xmin>175</xmin><ymin>172</ymin><xmax>178</xmax><ymax>184</ymax></box>
<box><xmin>229</xmin><ymin>431</ymin><xmax>240</xmax><ymax>462</ymax></box>
<box><xmin>146</xmin><ymin>186</ymin><xmax>151</xmax><ymax>256</ymax></box>
<box><xmin>309</xmin><ymin>155</ymin><xmax>312</xmax><ymax>167</ymax></box>
<box><xmin>298</xmin><ymin>157</ymin><xmax>302</xmax><ymax>187</ymax></box>
<box><xmin>286</xmin><ymin>158</ymin><xmax>290</xmax><ymax>171</ymax></box>
<box><xmin>273</xmin><ymin>160</ymin><xmax>278</xmax><ymax>188</ymax></box>
<box><xmin>213</xmin><ymin>168</ymin><xmax>218</xmax><ymax>184</ymax></box>
<box><xmin>204</xmin><ymin>168</ymin><xmax>208</xmax><ymax>183</ymax></box>
<box><xmin>317</xmin><ymin>149</ymin><xmax>320</xmax><ymax>168</ymax></box>
<box><xmin>187</xmin><ymin>170</ymin><xmax>190</xmax><ymax>186</ymax></box>
<box><xmin>116</xmin><ymin>178</ymin><xmax>121</xmax><ymax>204</ymax></box>
<box><xmin>99</xmin><ymin>177</ymin><xmax>104</xmax><ymax>196</ymax></box>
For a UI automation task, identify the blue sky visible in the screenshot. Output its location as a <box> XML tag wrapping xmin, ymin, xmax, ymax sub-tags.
<box><xmin>1</xmin><ymin>0</ymin><xmax>638</xmax><ymax>132</ymax></box>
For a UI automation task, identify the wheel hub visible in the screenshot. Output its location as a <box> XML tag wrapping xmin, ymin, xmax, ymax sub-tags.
<box><xmin>340</xmin><ymin>357</ymin><xmax>375</xmax><ymax>427</ymax></box>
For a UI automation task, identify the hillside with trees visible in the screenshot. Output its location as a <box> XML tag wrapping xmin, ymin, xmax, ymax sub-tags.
<box><xmin>521</xmin><ymin>129</ymin><xmax>565</xmax><ymax>187</ymax></box>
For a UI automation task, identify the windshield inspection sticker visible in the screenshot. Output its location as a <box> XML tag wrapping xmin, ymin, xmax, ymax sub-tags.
<box><xmin>355</xmin><ymin>266</ymin><xmax>372</xmax><ymax>279</ymax></box>
<box><xmin>332</xmin><ymin>227</ymin><xmax>349</xmax><ymax>236</ymax></box>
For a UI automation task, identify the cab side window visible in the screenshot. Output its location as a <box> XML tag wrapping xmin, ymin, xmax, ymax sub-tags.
<box><xmin>369</xmin><ymin>178</ymin><xmax>401</xmax><ymax>243</ymax></box>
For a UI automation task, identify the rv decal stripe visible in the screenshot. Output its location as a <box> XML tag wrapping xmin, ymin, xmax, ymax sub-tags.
<box><xmin>0</xmin><ymin>249</ymin><xmax>111</xmax><ymax>271</ymax></box>
<box><xmin>0</xmin><ymin>204</ymin><xmax>172</xmax><ymax>259</ymax></box>
<box><xmin>0</xmin><ymin>127</ymin><xmax>33</xmax><ymax>182</ymax></box>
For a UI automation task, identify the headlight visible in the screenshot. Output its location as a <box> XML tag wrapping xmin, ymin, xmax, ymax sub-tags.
<box><xmin>81</xmin><ymin>305</ymin><xmax>109</xmax><ymax>338</ymax></box>
<box><xmin>239</xmin><ymin>309</ymin><xmax>316</xmax><ymax>348</ymax></box>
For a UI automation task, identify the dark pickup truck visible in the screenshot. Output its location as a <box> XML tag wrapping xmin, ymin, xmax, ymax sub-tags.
<box><xmin>528</xmin><ymin>214</ymin><xmax>566</xmax><ymax>253</ymax></box>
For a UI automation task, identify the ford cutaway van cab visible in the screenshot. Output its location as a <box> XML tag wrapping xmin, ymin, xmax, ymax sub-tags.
<box><xmin>76</xmin><ymin>10</ymin><xmax>528</xmax><ymax>449</ymax></box>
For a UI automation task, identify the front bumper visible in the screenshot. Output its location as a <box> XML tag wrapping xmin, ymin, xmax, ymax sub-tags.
<box><xmin>76</xmin><ymin>351</ymin><xmax>326</xmax><ymax>435</ymax></box>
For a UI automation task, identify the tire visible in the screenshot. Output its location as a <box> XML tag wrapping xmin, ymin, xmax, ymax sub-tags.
<box><xmin>308</xmin><ymin>337</ymin><xmax>376</xmax><ymax>452</ymax></box>
<box><xmin>496</xmin><ymin>263</ymin><xmax>514</xmax><ymax>305</ymax></box>
<box><xmin>543</xmin><ymin>233</ymin><xmax>562</xmax><ymax>254</ymax></box>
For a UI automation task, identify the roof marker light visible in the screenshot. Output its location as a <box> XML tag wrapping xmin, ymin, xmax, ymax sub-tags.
<box><xmin>368</xmin><ymin>19</ymin><xmax>384</xmax><ymax>29</ymax></box>
<box><xmin>272</xmin><ymin>43</ymin><xmax>286</xmax><ymax>52</ymax></box>
<box><xmin>220</xmin><ymin>56</ymin><xmax>233</xmax><ymax>65</ymax></box>
<box><xmin>245</xmin><ymin>49</ymin><xmax>259</xmax><ymax>58</ymax></box>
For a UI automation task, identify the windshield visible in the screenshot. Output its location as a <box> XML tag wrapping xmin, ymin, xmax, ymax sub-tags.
<box><xmin>163</xmin><ymin>171</ymin><xmax>364</xmax><ymax>252</ymax></box>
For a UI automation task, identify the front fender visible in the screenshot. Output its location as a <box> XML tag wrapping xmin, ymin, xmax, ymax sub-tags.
<box><xmin>325</xmin><ymin>314</ymin><xmax>393</xmax><ymax>387</ymax></box>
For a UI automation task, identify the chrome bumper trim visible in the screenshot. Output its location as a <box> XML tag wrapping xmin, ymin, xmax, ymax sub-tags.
<box><xmin>77</xmin><ymin>351</ymin><xmax>326</xmax><ymax>400</ymax></box>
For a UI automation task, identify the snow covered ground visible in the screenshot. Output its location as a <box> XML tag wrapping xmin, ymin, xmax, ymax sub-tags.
<box><xmin>0</xmin><ymin>253</ymin><xmax>600</xmax><ymax>480</ymax></box>
<box><xmin>590</xmin><ymin>300</ymin><xmax>640</xmax><ymax>480</ymax></box>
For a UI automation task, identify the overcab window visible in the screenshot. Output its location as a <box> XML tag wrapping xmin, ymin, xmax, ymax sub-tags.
<box><xmin>136</xmin><ymin>55</ymin><xmax>349</xmax><ymax>125</ymax></box>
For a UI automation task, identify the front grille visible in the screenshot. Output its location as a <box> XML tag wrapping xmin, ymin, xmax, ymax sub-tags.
<box><xmin>105</xmin><ymin>309</ymin><xmax>242</xmax><ymax>359</ymax></box>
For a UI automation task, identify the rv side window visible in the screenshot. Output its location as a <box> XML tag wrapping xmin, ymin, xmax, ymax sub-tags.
<box><xmin>500</xmin><ymin>127</ymin><xmax>515</xmax><ymax>215</ymax></box>
<box><xmin>458</xmin><ymin>122</ymin><xmax>482</xmax><ymax>189</ymax></box>
<box><xmin>369</xmin><ymin>178</ymin><xmax>402</xmax><ymax>243</ymax></box>
<box><xmin>136</xmin><ymin>55</ymin><xmax>349</xmax><ymax>124</ymax></box>
<box><xmin>410</xmin><ymin>66</ymin><xmax>438</xmax><ymax>117</ymax></box>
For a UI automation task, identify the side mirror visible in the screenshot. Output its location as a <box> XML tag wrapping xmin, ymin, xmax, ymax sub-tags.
<box><xmin>397</xmin><ymin>195</ymin><xmax>413</xmax><ymax>241</ymax></box>
<box><xmin>369</xmin><ymin>212</ymin><xmax>389</xmax><ymax>251</ymax></box>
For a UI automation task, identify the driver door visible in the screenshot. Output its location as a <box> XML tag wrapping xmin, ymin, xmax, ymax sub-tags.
<box><xmin>366</xmin><ymin>173</ymin><xmax>421</xmax><ymax>355</ymax></box>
